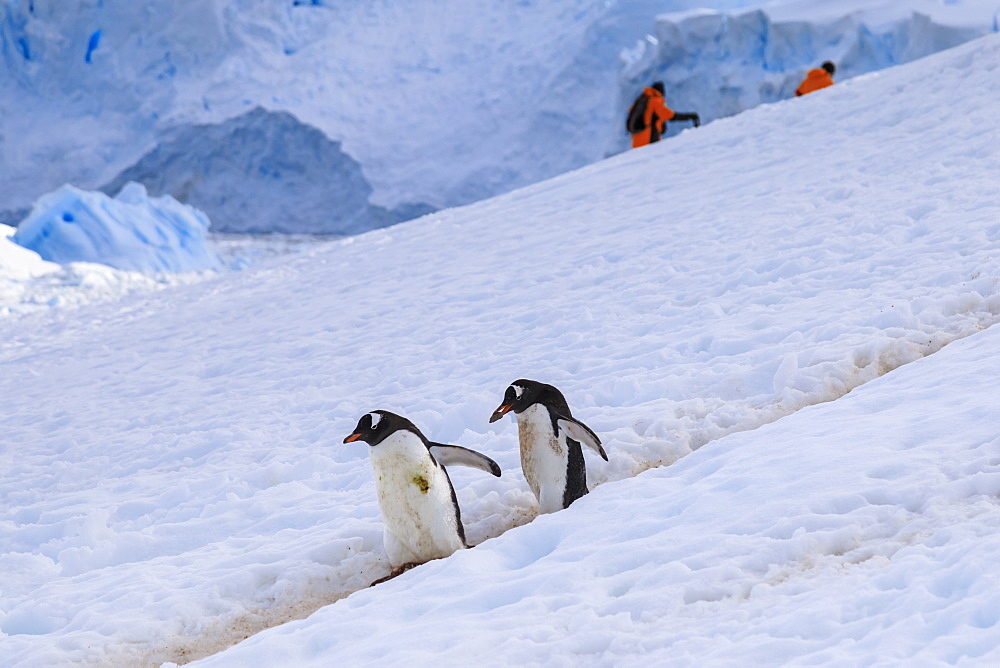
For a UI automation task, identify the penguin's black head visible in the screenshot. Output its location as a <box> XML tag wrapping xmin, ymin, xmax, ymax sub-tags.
<box><xmin>489</xmin><ymin>379</ymin><xmax>558</xmax><ymax>422</ymax></box>
<box><xmin>344</xmin><ymin>410</ymin><xmax>414</xmax><ymax>446</ymax></box>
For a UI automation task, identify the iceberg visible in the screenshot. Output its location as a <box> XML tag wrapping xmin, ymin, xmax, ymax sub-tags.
<box><xmin>13</xmin><ymin>183</ymin><xmax>222</xmax><ymax>273</ymax></box>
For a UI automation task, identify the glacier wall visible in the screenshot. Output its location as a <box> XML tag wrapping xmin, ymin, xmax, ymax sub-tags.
<box><xmin>1</xmin><ymin>1</ymin><xmax>997</xmax><ymax>235</ymax></box>
<box><xmin>101</xmin><ymin>108</ymin><xmax>433</xmax><ymax>235</ymax></box>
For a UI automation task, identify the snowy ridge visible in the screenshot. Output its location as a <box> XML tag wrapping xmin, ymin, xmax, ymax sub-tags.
<box><xmin>3</xmin><ymin>26</ymin><xmax>1000</xmax><ymax>668</ymax></box>
<box><xmin>615</xmin><ymin>5</ymin><xmax>993</xmax><ymax>146</ymax></box>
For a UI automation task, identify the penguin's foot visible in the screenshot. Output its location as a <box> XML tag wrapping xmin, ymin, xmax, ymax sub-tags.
<box><xmin>369</xmin><ymin>562</ymin><xmax>420</xmax><ymax>586</ymax></box>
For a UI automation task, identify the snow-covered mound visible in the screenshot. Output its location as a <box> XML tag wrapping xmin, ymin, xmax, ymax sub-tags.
<box><xmin>2</xmin><ymin>1</ymin><xmax>997</xmax><ymax>234</ymax></box>
<box><xmin>101</xmin><ymin>108</ymin><xmax>434</xmax><ymax>234</ymax></box>
<box><xmin>2</xmin><ymin>28</ymin><xmax>1000</xmax><ymax>666</ymax></box>
<box><xmin>0</xmin><ymin>222</ymin><xmax>215</xmax><ymax>317</ymax></box>
<box><xmin>14</xmin><ymin>183</ymin><xmax>221</xmax><ymax>273</ymax></box>
<box><xmin>0</xmin><ymin>224</ymin><xmax>59</xmax><ymax>280</ymax></box>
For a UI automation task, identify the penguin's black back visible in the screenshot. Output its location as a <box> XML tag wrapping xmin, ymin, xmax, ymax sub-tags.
<box><xmin>562</xmin><ymin>438</ymin><xmax>588</xmax><ymax>508</ymax></box>
<box><xmin>438</xmin><ymin>462</ymin><xmax>469</xmax><ymax>547</ymax></box>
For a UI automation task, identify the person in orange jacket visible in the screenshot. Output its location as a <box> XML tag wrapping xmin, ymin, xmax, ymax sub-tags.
<box><xmin>630</xmin><ymin>82</ymin><xmax>674</xmax><ymax>148</ymax></box>
<box><xmin>796</xmin><ymin>61</ymin><xmax>835</xmax><ymax>97</ymax></box>
<box><xmin>627</xmin><ymin>82</ymin><xmax>699</xmax><ymax>149</ymax></box>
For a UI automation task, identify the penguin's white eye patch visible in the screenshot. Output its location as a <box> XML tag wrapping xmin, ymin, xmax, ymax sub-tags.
<box><xmin>512</xmin><ymin>385</ymin><xmax>525</xmax><ymax>399</ymax></box>
<box><xmin>368</xmin><ymin>412</ymin><xmax>383</xmax><ymax>429</ymax></box>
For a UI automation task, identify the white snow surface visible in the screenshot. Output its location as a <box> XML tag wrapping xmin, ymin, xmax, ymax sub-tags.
<box><xmin>0</xmin><ymin>224</ymin><xmax>59</xmax><ymax>280</ymax></box>
<box><xmin>3</xmin><ymin>29</ymin><xmax>1000</xmax><ymax>667</ymax></box>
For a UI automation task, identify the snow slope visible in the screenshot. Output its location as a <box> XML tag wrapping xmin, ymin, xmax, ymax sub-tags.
<box><xmin>3</xmin><ymin>1</ymin><xmax>998</xmax><ymax>233</ymax></box>
<box><xmin>3</xmin><ymin>29</ymin><xmax>1000</xmax><ymax>667</ymax></box>
<box><xmin>196</xmin><ymin>303</ymin><xmax>1000</xmax><ymax>666</ymax></box>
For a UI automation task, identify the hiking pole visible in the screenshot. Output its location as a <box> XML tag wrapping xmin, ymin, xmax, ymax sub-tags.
<box><xmin>672</xmin><ymin>112</ymin><xmax>700</xmax><ymax>128</ymax></box>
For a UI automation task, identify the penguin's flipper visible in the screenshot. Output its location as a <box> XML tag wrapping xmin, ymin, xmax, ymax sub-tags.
<box><xmin>557</xmin><ymin>416</ymin><xmax>608</xmax><ymax>461</ymax></box>
<box><xmin>428</xmin><ymin>443</ymin><xmax>502</xmax><ymax>477</ymax></box>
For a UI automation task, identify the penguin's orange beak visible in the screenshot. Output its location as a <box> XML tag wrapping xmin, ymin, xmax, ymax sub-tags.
<box><xmin>344</xmin><ymin>433</ymin><xmax>362</xmax><ymax>443</ymax></box>
<box><xmin>489</xmin><ymin>403</ymin><xmax>514</xmax><ymax>423</ymax></box>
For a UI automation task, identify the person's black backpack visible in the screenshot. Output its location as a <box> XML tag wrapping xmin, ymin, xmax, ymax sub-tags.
<box><xmin>625</xmin><ymin>92</ymin><xmax>649</xmax><ymax>134</ymax></box>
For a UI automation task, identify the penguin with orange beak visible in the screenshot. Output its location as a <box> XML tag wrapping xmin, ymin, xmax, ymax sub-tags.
<box><xmin>345</xmin><ymin>410</ymin><xmax>500</xmax><ymax>581</ymax></box>
<box><xmin>490</xmin><ymin>379</ymin><xmax>607</xmax><ymax>513</ymax></box>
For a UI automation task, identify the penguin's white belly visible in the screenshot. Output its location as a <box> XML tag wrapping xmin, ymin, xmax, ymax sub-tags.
<box><xmin>369</xmin><ymin>432</ymin><xmax>465</xmax><ymax>567</ymax></box>
<box><xmin>516</xmin><ymin>403</ymin><xmax>568</xmax><ymax>514</ymax></box>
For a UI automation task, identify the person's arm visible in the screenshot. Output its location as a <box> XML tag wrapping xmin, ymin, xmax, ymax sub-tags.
<box><xmin>653</xmin><ymin>97</ymin><xmax>675</xmax><ymax>123</ymax></box>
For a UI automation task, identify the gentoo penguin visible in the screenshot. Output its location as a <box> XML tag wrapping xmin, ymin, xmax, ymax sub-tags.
<box><xmin>344</xmin><ymin>410</ymin><xmax>501</xmax><ymax>581</ymax></box>
<box><xmin>489</xmin><ymin>379</ymin><xmax>607</xmax><ymax>513</ymax></box>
